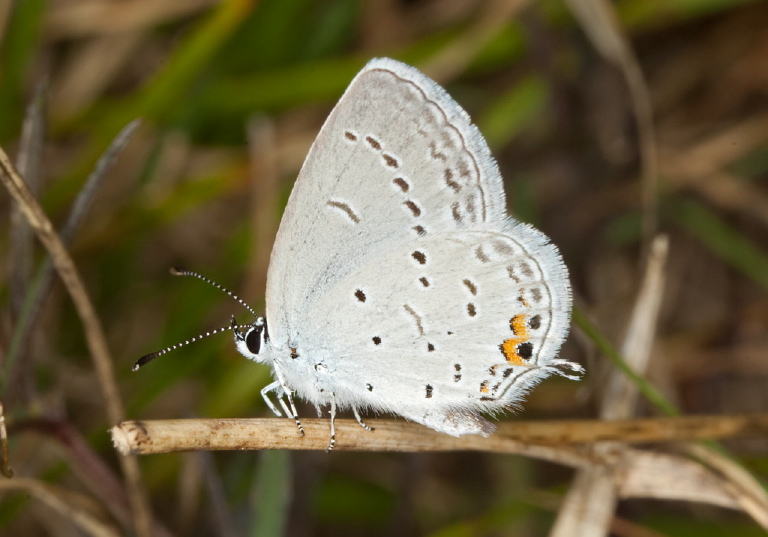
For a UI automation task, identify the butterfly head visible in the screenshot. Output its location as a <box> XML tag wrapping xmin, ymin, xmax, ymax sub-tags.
<box><xmin>233</xmin><ymin>316</ymin><xmax>269</xmax><ymax>363</ymax></box>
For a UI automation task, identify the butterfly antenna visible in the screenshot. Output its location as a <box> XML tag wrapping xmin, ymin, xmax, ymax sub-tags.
<box><xmin>133</xmin><ymin>318</ymin><xmax>251</xmax><ymax>371</ymax></box>
<box><xmin>170</xmin><ymin>267</ymin><xmax>258</xmax><ymax>318</ymax></box>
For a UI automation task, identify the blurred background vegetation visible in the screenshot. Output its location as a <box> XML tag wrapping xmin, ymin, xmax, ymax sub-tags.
<box><xmin>1</xmin><ymin>0</ymin><xmax>768</xmax><ymax>535</ymax></box>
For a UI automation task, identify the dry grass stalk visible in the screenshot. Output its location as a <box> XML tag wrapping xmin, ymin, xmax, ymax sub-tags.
<box><xmin>244</xmin><ymin>117</ymin><xmax>280</xmax><ymax>301</ymax></box>
<box><xmin>45</xmin><ymin>0</ymin><xmax>218</xmax><ymax>38</ymax></box>
<box><xmin>663</xmin><ymin>113</ymin><xmax>768</xmax><ymax>229</ymax></box>
<box><xmin>421</xmin><ymin>0</ymin><xmax>529</xmax><ymax>82</ymax></box>
<box><xmin>0</xmin><ymin>146</ymin><xmax>152</xmax><ymax>537</ymax></box>
<box><xmin>683</xmin><ymin>443</ymin><xmax>768</xmax><ymax>528</ymax></box>
<box><xmin>0</xmin><ymin>401</ymin><xmax>12</xmax><ymax>478</ymax></box>
<box><xmin>0</xmin><ymin>478</ymin><xmax>121</xmax><ymax>537</ymax></box>
<box><xmin>565</xmin><ymin>0</ymin><xmax>659</xmax><ymax>245</ymax></box>
<box><xmin>112</xmin><ymin>414</ymin><xmax>768</xmax><ymax>456</ymax></box>
<box><xmin>111</xmin><ymin>416</ymin><xmax>768</xmax><ymax>521</ymax></box>
<box><xmin>552</xmin><ymin>235</ymin><xmax>669</xmax><ymax>536</ymax></box>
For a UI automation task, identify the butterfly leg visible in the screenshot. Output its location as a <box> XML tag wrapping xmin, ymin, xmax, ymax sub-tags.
<box><xmin>327</xmin><ymin>396</ymin><xmax>337</xmax><ymax>452</ymax></box>
<box><xmin>260</xmin><ymin>381</ymin><xmax>284</xmax><ymax>417</ymax></box>
<box><xmin>352</xmin><ymin>407</ymin><xmax>373</xmax><ymax>431</ymax></box>
<box><xmin>272</xmin><ymin>366</ymin><xmax>304</xmax><ymax>436</ymax></box>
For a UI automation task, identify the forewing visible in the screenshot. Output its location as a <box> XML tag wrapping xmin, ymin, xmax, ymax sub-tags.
<box><xmin>266</xmin><ymin>58</ymin><xmax>507</xmax><ymax>348</ymax></box>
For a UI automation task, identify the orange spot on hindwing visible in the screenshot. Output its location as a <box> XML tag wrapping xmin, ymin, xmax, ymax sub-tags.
<box><xmin>500</xmin><ymin>314</ymin><xmax>532</xmax><ymax>366</ymax></box>
<box><xmin>480</xmin><ymin>380</ymin><xmax>490</xmax><ymax>394</ymax></box>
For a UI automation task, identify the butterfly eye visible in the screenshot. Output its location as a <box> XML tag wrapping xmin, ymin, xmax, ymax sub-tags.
<box><xmin>245</xmin><ymin>326</ymin><xmax>262</xmax><ymax>355</ymax></box>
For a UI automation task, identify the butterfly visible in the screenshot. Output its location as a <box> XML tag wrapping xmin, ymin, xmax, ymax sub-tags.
<box><xmin>138</xmin><ymin>58</ymin><xmax>582</xmax><ymax>450</ymax></box>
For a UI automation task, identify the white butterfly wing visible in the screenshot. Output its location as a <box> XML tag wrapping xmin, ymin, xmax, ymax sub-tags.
<box><xmin>266</xmin><ymin>58</ymin><xmax>506</xmax><ymax>347</ymax></box>
<box><xmin>264</xmin><ymin>58</ymin><xmax>577</xmax><ymax>436</ymax></box>
<box><xmin>298</xmin><ymin>226</ymin><xmax>575</xmax><ymax>436</ymax></box>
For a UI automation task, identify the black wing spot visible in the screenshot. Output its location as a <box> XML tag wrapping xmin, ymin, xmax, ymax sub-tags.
<box><xmin>427</xmin><ymin>343</ymin><xmax>435</xmax><ymax>352</ymax></box>
<box><xmin>382</xmin><ymin>153</ymin><xmax>399</xmax><ymax>168</ymax></box>
<box><xmin>419</xmin><ymin>277</ymin><xmax>430</xmax><ymax>287</ymax></box>
<box><xmin>411</xmin><ymin>251</ymin><xmax>427</xmax><ymax>264</ymax></box>
<box><xmin>354</xmin><ymin>289</ymin><xmax>366</xmax><ymax>302</ymax></box>
<box><xmin>366</xmin><ymin>383</ymin><xmax>373</xmax><ymax>391</ymax></box>
<box><xmin>466</xmin><ymin>194</ymin><xmax>476</xmax><ymax>217</ymax></box>
<box><xmin>425</xmin><ymin>385</ymin><xmax>433</xmax><ymax>398</ymax></box>
<box><xmin>403</xmin><ymin>304</ymin><xmax>425</xmax><ymax>336</ymax></box>
<box><xmin>428</xmin><ymin>141</ymin><xmax>447</xmax><ymax>161</ymax></box>
<box><xmin>463</xmin><ymin>279</ymin><xmax>477</xmax><ymax>295</ymax></box>
<box><xmin>412</xmin><ymin>225</ymin><xmax>427</xmax><ymax>236</ymax></box>
<box><xmin>520</xmin><ymin>263</ymin><xmax>535</xmax><ymax>278</ymax></box>
<box><xmin>365</xmin><ymin>136</ymin><xmax>382</xmax><ymax>150</ymax></box>
<box><xmin>444</xmin><ymin>168</ymin><xmax>460</xmax><ymax>192</ymax></box>
<box><xmin>404</xmin><ymin>200</ymin><xmax>422</xmax><ymax>217</ymax></box>
<box><xmin>529</xmin><ymin>315</ymin><xmax>542</xmax><ymax>330</ymax></box>
<box><xmin>467</xmin><ymin>303</ymin><xmax>477</xmax><ymax>317</ymax></box>
<box><xmin>451</xmin><ymin>202</ymin><xmax>462</xmax><ymax>222</ymax></box>
<box><xmin>492</xmin><ymin>240</ymin><xmax>514</xmax><ymax>255</ymax></box>
<box><xmin>517</xmin><ymin>342</ymin><xmax>534</xmax><ymax>360</ymax></box>
<box><xmin>327</xmin><ymin>201</ymin><xmax>360</xmax><ymax>223</ymax></box>
<box><xmin>372</xmin><ymin>336</ymin><xmax>381</xmax><ymax>345</ymax></box>
<box><xmin>393</xmin><ymin>177</ymin><xmax>410</xmax><ymax>192</ymax></box>
<box><xmin>344</xmin><ymin>130</ymin><xmax>358</xmax><ymax>142</ymax></box>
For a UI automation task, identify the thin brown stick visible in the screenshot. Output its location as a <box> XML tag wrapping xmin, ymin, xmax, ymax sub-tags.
<box><xmin>422</xmin><ymin>0</ymin><xmax>529</xmax><ymax>82</ymax></box>
<box><xmin>112</xmin><ymin>414</ymin><xmax>768</xmax><ymax>456</ymax></box>
<box><xmin>0</xmin><ymin>400</ymin><xmax>12</xmax><ymax>478</ymax></box>
<box><xmin>0</xmin><ymin>477</ymin><xmax>121</xmax><ymax>537</ymax></box>
<box><xmin>0</xmin><ymin>146</ymin><xmax>153</xmax><ymax>537</ymax></box>
<box><xmin>553</xmin><ymin>235</ymin><xmax>669</xmax><ymax>536</ymax></box>
<box><xmin>684</xmin><ymin>443</ymin><xmax>768</xmax><ymax>528</ymax></box>
<box><xmin>565</xmin><ymin>0</ymin><xmax>659</xmax><ymax>247</ymax></box>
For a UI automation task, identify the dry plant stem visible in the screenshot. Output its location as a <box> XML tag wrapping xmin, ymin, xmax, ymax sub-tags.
<box><xmin>45</xmin><ymin>0</ymin><xmax>219</xmax><ymax>38</ymax></box>
<box><xmin>606</xmin><ymin>235</ymin><xmax>668</xmax><ymax>420</ymax></box>
<box><xmin>683</xmin><ymin>443</ymin><xmax>768</xmax><ymax>528</ymax></box>
<box><xmin>0</xmin><ymin>477</ymin><xmax>121</xmax><ymax>537</ymax></box>
<box><xmin>245</xmin><ymin>116</ymin><xmax>279</xmax><ymax>300</ymax></box>
<box><xmin>422</xmin><ymin>0</ymin><xmax>529</xmax><ymax>81</ymax></box>
<box><xmin>112</xmin><ymin>414</ymin><xmax>768</xmax><ymax>456</ymax></box>
<box><xmin>552</xmin><ymin>235</ymin><xmax>668</xmax><ymax>537</ymax></box>
<box><xmin>6</xmin><ymin>120</ymin><xmax>141</xmax><ymax>390</ymax></box>
<box><xmin>10</xmin><ymin>84</ymin><xmax>45</xmax><ymax>316</ymax></box>
<box><xmin>0</xmin><ymin>401</ymin><xmax>12</xmax><ymax>477</ymax></box>
<box><xmin>0</xmin><ymin>147</ymin><xmax>153</xmax><ymax>537</ymax></box>
<box><xmin>565</xmin><ymin>0</ymin><xmax>659</xmax><ymax>246</ymax></box>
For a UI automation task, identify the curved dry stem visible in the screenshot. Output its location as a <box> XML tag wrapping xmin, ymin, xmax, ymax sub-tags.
<box><xmin>112</xmin><ymin>414</ymin><xmax>768</xmax><ymax>456</ymax></box>
<box><xmin>0</xmin><ymin>477</ymin><xmax>121</xmax><ymax>537</ymax></box>
<box><xmin>0</xmin><ymin>146</ymin><xmax>152</xmax><ymax>537</ymax></box>
<box><xmin>564</xmin><ymin>0</ymin><xmax>659</xmax><ymax>246</ymax></box>
<box><xmin>0</xmin><ymin>401</ymin><xmax>12</xmax><ymax>478</ymax></box>
<box><xmin>112</xmin><ymin>416</ymin><xmax>768</xmax><ymax>527</ymax></box>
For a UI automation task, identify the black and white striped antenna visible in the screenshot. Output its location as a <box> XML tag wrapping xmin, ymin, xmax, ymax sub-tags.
<box><xmin>169</xmin><ymin>267</ymin><xmax>258</xmax><ymax>317</ymax></box>
<box><xmin>133</xmin><ymin>268</ymin><xmax>258</xmax><ymax>371</ymax></box>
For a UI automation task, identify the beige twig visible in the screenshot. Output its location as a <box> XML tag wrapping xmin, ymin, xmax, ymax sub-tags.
<box><xmin>553</xmin><ymin>235</ymin><xmax>669</xmax><ymax>536</ymax></box>
<box><xmin>0</xmin><ymin>146</ymin><xmax>152</xmax><ymax>537</ymax></box>
<box><xmin>565</xmin><ymin>0</ymin><xmax>659</xmax><ymax>246</ymax></box>
<box><xmin>0</xmin><ymin>477</ymin><xmax>120</xmax><ymax>537</ymax></box>
<box><xmin>0</xmin><ymin>400</ymin><xmax>12</xmax><ymax>478</ymax></box>
<box><xmin>421</xmin><ymin>0</ymin><xmax>529</xmax><ymax>82</ymax></box>
<box><xmin>112</xmin><ymin>414</ymin><xmax>768</xmax><ymax>456</ymax></box>
<box><xmin>684</xmin><ymin>443</ymin><xmax>768</xmax><ymax>528</ymax></box>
